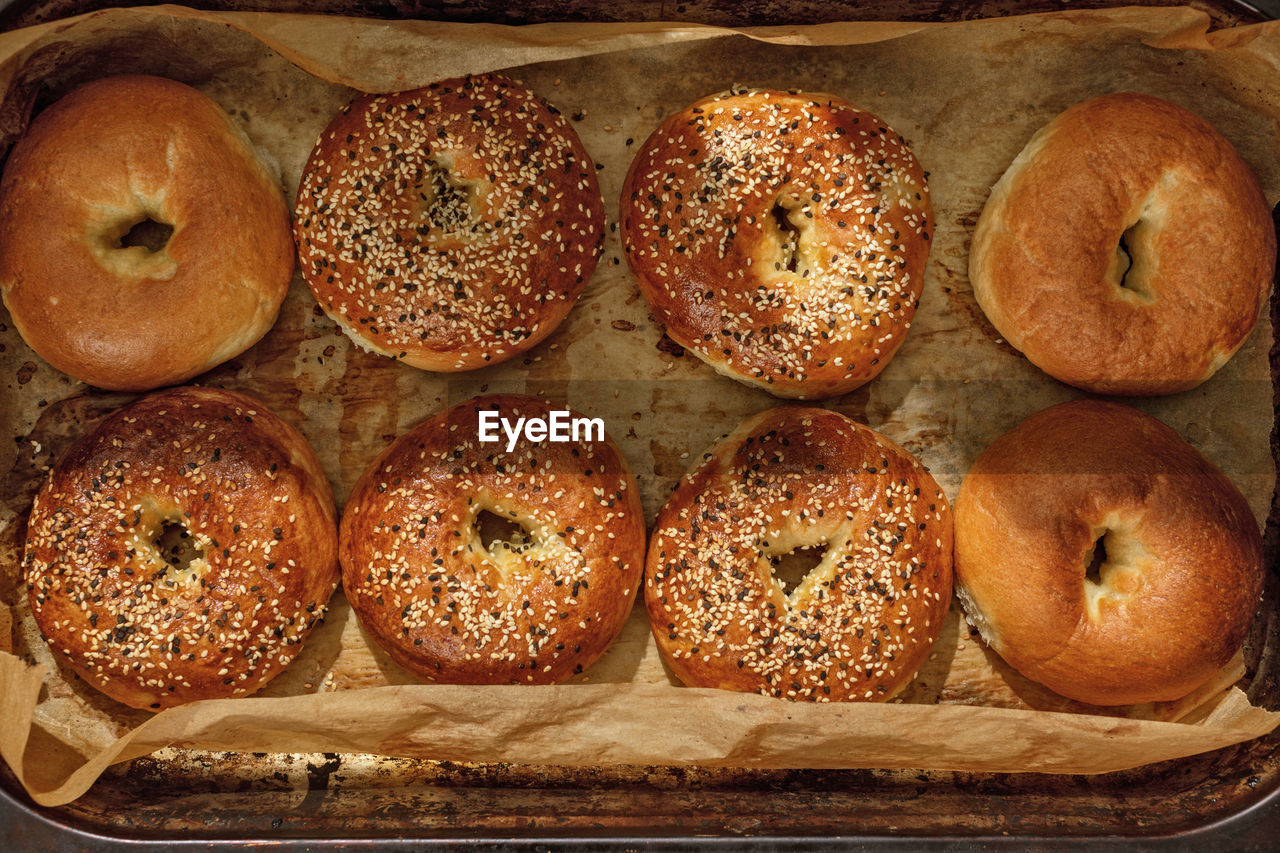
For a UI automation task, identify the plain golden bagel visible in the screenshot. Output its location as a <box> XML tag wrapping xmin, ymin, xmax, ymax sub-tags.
<box><xmin>0</xmin><ymin>75</ymin><xmax>294</xmax><ymax>392</ymax></box>
<box><xmin>340</xmin><ymin>394</ymin><xmax>646</xmax><ymax>683</ymax></box>
<box><xmin>953</xmin><ymin>399</ymin><xmax>1264</xmax><ymax>706</ymax></box>
<box><xmin>969</xmin><ymin>93</ymin><xmax>1275</xmax><ymax>395</ymax></box>
<box><xmin>23</xmin><ymin>387</ymin><xmax>340</xmax><ymax>711</ymax></box>
<box><xmin>294</xmin><ymin>74</ymin><xmax>605</xmax><ymax>372</ymax></box>
<box><xmin>621</xmin><ymin>88</ymin><xmax>933</xmax><ymax>399</ymax></box>
<box><xmin>645</xmin><ymin>407</ymin><xmax>953</xmax><ymax>701</ymax></box>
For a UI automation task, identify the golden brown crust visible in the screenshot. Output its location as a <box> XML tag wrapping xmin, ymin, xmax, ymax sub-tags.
<box><xmin>953</xmin><ymin>400</ymin><xmax>1264</xmax><ymax>706</ymax></box>
<box><xmin>340</xmin><ymin>394</ymin><xmax>645</xmax><ymax>683</ymax></box>
<box><xmin>294</xmin><ymin>74</ymin><xmax>605</xmax><ymax>372</ymax></box>
<box><xmin>621</xmin><ymin>89</ymin><xmax>932</xmax><ymax>399</ymax></box>
<box><xmin>970</xmin><ymin>93</ymin><xmax>1275</xmax><ymax>396</ymax></box>
<box><xmin>0</xmin><ymin>75</ymin><xmax>294</xmax><ymax>392</ymax></box>
<box><xmin>23</xmin><ymin>387</ymin><xmax>340</xmax><ymax>711</ymax></box>
<box><xmin>644</xmin><ymin>407</ymin><xmax>952</xmax><ymax>701</ymax></box>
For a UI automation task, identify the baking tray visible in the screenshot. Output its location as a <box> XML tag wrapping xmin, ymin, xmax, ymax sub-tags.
<box><xmin>3</xmin><ymin>0</ymin><xmax>1280</xmax><ymax>849</ymax></box>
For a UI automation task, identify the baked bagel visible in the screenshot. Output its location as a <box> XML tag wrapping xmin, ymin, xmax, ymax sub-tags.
<box><xmin>970</xmin><ymin>93</ymin><xmax>1275</xmax><ymax>395</ymax></box>
<box><xmin>954</xmin><ymin>399</ymin><xmax>1264</xmax><ymax>705</ymax></box>
<box><xmin>23</xmin><ymin>387</ymin><xmax>339</xmax><ymax>711</ymax></box>
<box><xmin>0</xmin><ymin>75</ymin><xmax>294</xmax><ymax>391</ymax></box>
<box><xmin>645</xmin><ymin>406</ymin><xmax>952</xmax><ymax>701</ymax></box>
<box><xmin>621</xmin><ymin>88</ymin><xmax>933</xmax><ymax>399</ymax></box>
<box><xmin>340</xmin><ymin>394</ymin><xmax>645</xmax><ymax>683</ymax></box>
<box><xmin>294</xmin><ymin>74</ymin><xmax>605</xmax><ymax>371</ymax></box>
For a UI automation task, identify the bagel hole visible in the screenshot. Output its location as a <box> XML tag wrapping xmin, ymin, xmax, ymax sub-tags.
<box><xmin>153</xmin><ymin>520</ymin><xmax>204</xmax><ymax>576</ymax></box>
<box><xmin>1085</xmin><ymin>534</ymin><xmax>1108</xmax><ymax>586</ymax></box>
<box><xmin>771</xmin><ymin>201</ymin><xmax>801</xmax><ymax>273</ymax></box>
<box><xmin>1116</xmin><ymin>229</ymin><xmax>1135</xmax><ymax>288</ymax></box>
<box><xmin>476</xmin><ymin>510</ymin><xmax>534</xmax><ymax>555</ymax></box>
<box><xmin>119</xmin><ymin>217</ymin><xmax>174</xmax><ymax>253</ymax></box>
<box><xmin>1111</xmin><ymin>222</ymin><xmax>1154</xmax><ymax>300</ymax></box>
<box><xmin>770</xmin><ymin>545</ymin><xmax>826</xmax><ymax>596</ymax></box>
<box><xmin>768</xmin><ymin>190</ymin><xmax>818</xmax><ymax>279</ymax></box>
<box><xmin>415</xmin><ymin>160</ymin><xmax>474</xmax><ymax>232</ymax></box>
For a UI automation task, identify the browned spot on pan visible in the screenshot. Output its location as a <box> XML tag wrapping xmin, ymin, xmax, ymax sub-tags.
<box><xmin>335</xmin><ymin>347</ymin><xmax>404</xmax><ymax>500</ymax></box>
<box><xmin>935</xmin><ymin>228</ymin><xmax>1021</xmax><ymax>359</ymax></box>
<box><xmin>648</xmin><ymin>438</ymin><xmax>692</xmax><ymax>482</ymax></box>
<box><xmin>655</xmin><ymin>333</ymin><xmax>685</xmax><ymax>358</ymax></box>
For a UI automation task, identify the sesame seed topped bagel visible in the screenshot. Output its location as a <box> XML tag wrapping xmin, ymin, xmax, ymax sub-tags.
<box><xmin>0</xmin><ymin>75</ymin><xmax>294</xmax><ymax>392</ymax></box>
<box><xmin>339</xmin><ymin>394</ymin><xmax>645</xmax><ymax>683</ymax></box>
<box><xmin>23</xmin><ymin>387</ymin><xmax>340</xmax><ymax>711</ymax></box>
<box><xmin>621</xmin><ymin>89</ymin><xmax>933</xmax><ymax>399</ymax></box>
<box><xmin>294</xmin><ymin>74</ymin><xmax>605</xmax><ymax>371</ymax></box>
<box><xmin>645</xmin><ymin>407</ymin><xmax>952</xmax><ymax>701</ymax></box>
<box><xmin>954</xmin><ymin>400</ymin><xmax>1264</xmax><ymax>705</ymax></box>
<box><xmin>970</xmin><ymin>93</ymin><xmax>1275</xmax><ymax>396</ymax></box>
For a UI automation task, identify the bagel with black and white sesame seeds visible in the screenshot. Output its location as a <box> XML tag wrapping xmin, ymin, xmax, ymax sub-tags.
<box><xmin>23</xmin><ymin>387</ymin><xmax>339</xmax><ymax>711</ymax></box>
<box><xmin>621</xmin><ymin>88</ymin><xmax>933</xmax><ymax>399</ymax></box>
<box><xmin>645</xmin><ymin>406</ymin><xmax>952</xmax><ymax>701</ymax></box>
<box><xmin>293</xmin><ymin>74</ymin><xmax>605</xmax><ymax>371</ymax></box>
<box><xmin>339</xmin><ymin>394</ymin><xmax>646</xmax><ymax>683</ymax></box>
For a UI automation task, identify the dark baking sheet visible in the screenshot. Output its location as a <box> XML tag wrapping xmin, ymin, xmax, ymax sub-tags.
<box><xmin>3</xmin><ymin>1</ymin><xmax>1280</xmax><ymax>850</ymax></box>
<box><xmin>0</xmin><ymin>0</ymin><xmax>1278</xmax><ymax>29</ymax></box>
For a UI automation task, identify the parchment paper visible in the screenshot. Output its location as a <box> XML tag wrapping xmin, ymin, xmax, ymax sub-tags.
<box><xmin>2</xmin><ymin>4</ymin><xmax>1280</xmax><ymax>807</ymax></box>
